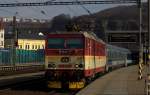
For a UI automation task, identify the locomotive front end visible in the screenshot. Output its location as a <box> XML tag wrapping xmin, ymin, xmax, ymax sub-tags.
<box><xmin>45</xmin><ymin>33</ymin><xmax>85</xmax><ymax>89</ymax></box>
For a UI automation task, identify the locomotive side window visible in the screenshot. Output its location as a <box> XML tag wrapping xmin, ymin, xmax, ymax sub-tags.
<box><xmin>48</xmin><ymin>38</ymin><xmax>64</xmax><ymax>49</ymax></box>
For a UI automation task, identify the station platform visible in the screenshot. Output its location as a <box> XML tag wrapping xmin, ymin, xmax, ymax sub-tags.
<box><xmin>77</xmin><ymin>65</ymin><xmax>146</xmax><ymax>95</ymax></box>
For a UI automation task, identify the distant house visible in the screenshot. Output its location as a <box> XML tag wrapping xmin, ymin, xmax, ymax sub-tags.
<box><xmin>1</xmin><ymin>17</ymin><xmax>50</xmax><ymax>49</ymax></box>
<box><xmin>4</xmin><ymin>30</ymin><xmax>45</xmax><ymax>50</ymax></box>
<box><xmin>17</xmin><ymin>34</ymin><xmax>45</xmax><ymax>50</ymax></box>
<box><xmin>0</xmin><ymin>22</ymin><xmax>4</xmax><ymax>48</ymax></box>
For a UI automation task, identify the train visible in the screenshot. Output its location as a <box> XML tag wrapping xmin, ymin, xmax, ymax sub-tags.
<box><xmin>106</xmin><ymin>44</ymin><xmax>132</xmax><ymax>71</ymax></box>
<box><xmin>44</xmin><ymin>32</ymin><xmax>132</xmax><ymax>89</ymax></box>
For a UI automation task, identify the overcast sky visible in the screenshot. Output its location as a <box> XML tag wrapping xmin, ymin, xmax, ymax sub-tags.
<box><xmin>0</xmin><ymin>0</ymin><xmax>147</xmax><ymax>20</ymax></box>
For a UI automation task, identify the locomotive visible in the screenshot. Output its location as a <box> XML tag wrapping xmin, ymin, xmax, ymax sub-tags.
<box><xmin>45</xmin><ymin>32</ymin><xmax>132</xmax><ymax>89</ymax></box>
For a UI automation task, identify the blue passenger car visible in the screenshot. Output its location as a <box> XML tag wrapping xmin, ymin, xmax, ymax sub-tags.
<box><xmin>106</xmin><ymin>44</ymin><xmax>132</xmax><ymax>71</ymax></box>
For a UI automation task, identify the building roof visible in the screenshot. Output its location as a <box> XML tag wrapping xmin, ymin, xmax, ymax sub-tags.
<box><xmin>18</xmin><ymin>33</ymin><xmax>45</xmax><ymax>40</ymax></box>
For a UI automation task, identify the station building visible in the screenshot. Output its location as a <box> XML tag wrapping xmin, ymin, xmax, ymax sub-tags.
<box><xmin>17</xmin><ymin>34</ymin><xmax>45</xmax><ymax>50</ymax></box>
<box><xmin>0</xmin><ymin>21</ymin><xmax>4</xmax><ymax>48</ymax></box>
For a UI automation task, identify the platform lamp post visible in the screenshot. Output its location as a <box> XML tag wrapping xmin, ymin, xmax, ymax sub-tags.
<box><xmin>148</xmin><ymin>0</ymin><xmax>150</xmax><ymax>74</ymax></box>
<box><xmin>137</xmin><ymin>0</ymin><xmax>144</xmax><ymax>80</ymax></box>
<box><xmin>145</xmin><ymin>1</ymin><xmax>150</xmax><ymax>95</ymax></box>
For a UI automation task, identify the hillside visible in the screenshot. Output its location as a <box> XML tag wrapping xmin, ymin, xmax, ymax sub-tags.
<box><xmin>95</xmin><ymin>3</ymin><xmax>147</xmax><ymax>21</ymax></box>
<box><xmin>50</xmin><ymin>3</ymin><xmax>148</xmax><ymax>39</ymax></box>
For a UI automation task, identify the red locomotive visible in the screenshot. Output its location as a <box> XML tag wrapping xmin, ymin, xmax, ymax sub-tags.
<box><xmin>45</xmin><ymin>32</ymin><xmax>106</xmax><ymax>89</ymax></box>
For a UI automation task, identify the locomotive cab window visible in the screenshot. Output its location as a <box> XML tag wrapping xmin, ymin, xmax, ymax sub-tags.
<box><xmin>48</xmin><ymin>38</ymin><xmax>64</xmax><ymax>49</ymax></box>
<box><xmin>66</xmin><ymin>38</ymin><xmax>83</xmax><ymax>49</ymax></box>
<box><xmin>48</xmin><ymin>38</ymin><xmax>83</xmax><ymax>49</ymax></box>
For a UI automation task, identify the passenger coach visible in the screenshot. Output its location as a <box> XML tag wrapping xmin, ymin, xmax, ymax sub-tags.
<box><xmin>106</xmin><ymin>44</ymin><xmax>132</xmax><ymax>71</ymax></box>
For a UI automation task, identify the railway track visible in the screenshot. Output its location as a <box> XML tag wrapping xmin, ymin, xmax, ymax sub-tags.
<box><xmin>48</xmin><ymin>90</ymin><xmax>78</xmax><ymax>95</ymax></box>
<box><xmin>0</xmin><ymin>64</ymin><xmax>44</xmax><ymax>76</ymax></box>
<box><xmin>0</xmin><ymin>76</ymin><xmax>78</xmax><ymax>95</ymax></box>
<box><xmin>0</xmin><ymin>65</ymin><xmax>120</xmax><ymax>95</ymax></box>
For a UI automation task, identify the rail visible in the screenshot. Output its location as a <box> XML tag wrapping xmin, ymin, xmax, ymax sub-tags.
<box><xmin>0</xmin><ymin>64</ymin><xmax>45</xmax><ymax>73</ymax></box>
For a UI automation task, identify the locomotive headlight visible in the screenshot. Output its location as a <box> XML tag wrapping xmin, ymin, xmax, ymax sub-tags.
<box><xmin>48</xmin><ymin>64</ymin><xmax>53</xmax><ymax>68</ymax></box>
<box><xmin>48</xmin><ymin>64</ymin><xmax>56</xmax><ymax>68</ymax></box>
<box><xmin>79</xmin><ymin>64</ymin><xmax>83</xmax><ymax>68</ymax></box>
<box><xmin>75</xmin><ymin>64</ymin><xmax>79</xmax><ymax>68</ymax></box>
<box><xmin>75</xmin><ymin>64</ymin><xmax>83</xmax><ymax>68</ymax></box>
<box><xmin>48</xmin><ymin>62</ymin><xmax>56</xmax><ymax>68</ymax></box>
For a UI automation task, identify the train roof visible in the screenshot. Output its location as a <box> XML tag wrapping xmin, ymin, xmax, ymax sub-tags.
<box><xmin>107</xmin><ymin>44</ymin><xmax>131</xmax><ymax>53</ymax></box>
<box><xmin>48</xmin><ymin>31</ymin><xmax>105</xmax><ymax>44</ymax></box>
<box><xmin>83</xmin><ymin>32</ymin><xmax>105</xmax><ymax>44</ymax></box>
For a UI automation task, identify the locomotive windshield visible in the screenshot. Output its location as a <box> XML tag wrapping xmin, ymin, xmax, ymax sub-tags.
<box><xmin>48</xmin><ymin>38</ymin><xmax>64</xmax><ymax>49</ymax></box>
<box><xmin>48</xmin><ymin>38</ymin><xmax>83</xmax><ymax>49</ymax></box>
<box><xmin>66</xmin><ymin>39</ymin><xmax>83</xmax><ymax>48</ymax></box>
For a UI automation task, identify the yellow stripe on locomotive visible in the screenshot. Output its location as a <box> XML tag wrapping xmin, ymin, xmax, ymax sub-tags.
<box><xmin>45</xmin><ymin>56</ymin><xmax>84</xmax><ymax>69</ymax></box>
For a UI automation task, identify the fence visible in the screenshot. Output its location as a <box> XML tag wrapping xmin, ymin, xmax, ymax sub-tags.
<box><xmin>0</xmin><ymin>48</ymin><xmax>45</xmax><ymax>65</ymax></box>
<box><xmin>0</xmin><ymin>64</ymin><xmax>44</xmax><ymax>71</ymax></box>
<box><xmin>0</xmin><ymin>64</ymin><xmax>44</xmax><ymax>76</ymax></box>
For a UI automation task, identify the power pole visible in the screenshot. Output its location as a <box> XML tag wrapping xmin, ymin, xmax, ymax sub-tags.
<box><xmin>11</xmin><ymin>16</ymin><xmax>17</xmax><ymax>66</ymax></box>
<box><xmin>102</xmin><ymin>19</ymin><xmax>108</xmax><ymax>43</ymax></box>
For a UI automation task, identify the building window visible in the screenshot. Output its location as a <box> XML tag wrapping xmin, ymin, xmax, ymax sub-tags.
<box><xmin>28</xmin><ymin>45</ymin><xmax>30</xmax><ymax>50</ymax></box>
<box><xmin>1</xmin><ymin>33</ymin><xmax>3</xmax><ymax>38</ymax></box>
<box><xmin>25</xmin><ymin>45</ymin><xmax>30</xmax><ymax>50</ymax></box>
<box><xmin>32</xmin><ymin>45</ymin><xmax>34</xmax><ymax>49</ymax></box>
<box><xmin>38</xmin><ymin>45</ymin><xmax>40</xmax><ymax>49</ymax></box>
<box><xmin>42</xmin><ymin>45</ymin><xmax>44</xmax><ymax>49</ymax></box>
<box><xmin>35</xmin><ymin>45</ymin><xmax>37</xmax><ymax>49</ymax></box>
<box><xmin>25</xmin><ymin>45</ymin><xmax>28</xmax><ymax>49</ymax></box>
<box><xmin>20</xmin><ymin>45</ymin><xmax>22</xmax><ymax>49</ymax></box>
<box><xmin>0</xmin><ymin>41</ymin><xmax>3</xmax><ymax>46</ymax></box>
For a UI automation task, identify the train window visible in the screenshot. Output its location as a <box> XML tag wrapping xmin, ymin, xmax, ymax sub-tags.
<box><xmin>48</xmin><ymin>38</ymin><xmax>83</xmax><ymax>49</ymax></box>
<box><xmin>48</xmin><ymin>38</ymin><xmax>64</xmax><ymax>49</ymax></box>
<box><xmin>66</xmin><ymin>39</ymin><xmax>83</xmax><ymax>49</ymax></box>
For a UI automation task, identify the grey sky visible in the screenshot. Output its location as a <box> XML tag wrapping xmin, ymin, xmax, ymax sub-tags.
<box><xmin>0</xmin><ymin>0</ymin><xmax>147</xmax><ymax>20</ymax></box>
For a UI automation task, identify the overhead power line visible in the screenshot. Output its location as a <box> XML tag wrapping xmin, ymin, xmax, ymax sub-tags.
<box><xmin>0</xmin><ymin>0</ymin><xmax>137</xmax><ymax>7</ymax></box>
<box><xmin>75</xmin><ymin>0</ymin><xmax>92</xmax><ymax>15</ymax></box>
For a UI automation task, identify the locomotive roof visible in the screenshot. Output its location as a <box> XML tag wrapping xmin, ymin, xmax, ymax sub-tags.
<box><xmin>48</xmin><ymin>31</ymin><xmax>105</xmax><ymax>44</ymax></box>
<box><xmin>83</xmin><ymin>32</ymin><xmax>105</xmax><ymax>44</ymax></box>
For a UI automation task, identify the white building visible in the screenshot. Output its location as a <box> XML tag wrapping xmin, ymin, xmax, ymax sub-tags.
<box><xmin>0</xmin><ymin>26</ymin><xmax>4</xmax><ymax>48</ymax></box>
